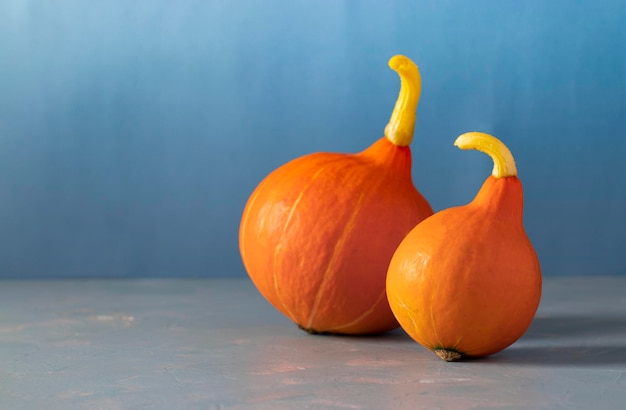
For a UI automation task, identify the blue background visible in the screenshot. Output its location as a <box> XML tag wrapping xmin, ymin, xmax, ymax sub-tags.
<box><xmin>0</xmin><ymin>0</ymin><xmax>624</xmax><ymax>278</ymax></box>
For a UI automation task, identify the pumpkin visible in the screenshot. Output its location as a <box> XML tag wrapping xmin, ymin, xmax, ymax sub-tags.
<box><xmin>239</xmin><ymin>55</ymin><xmax>433</xmax><ymax>335</ymax></box>
<box><xmin>386</xmin><ymin>132</ymin><xmax>542</xmax><ymax>360</ymax></box>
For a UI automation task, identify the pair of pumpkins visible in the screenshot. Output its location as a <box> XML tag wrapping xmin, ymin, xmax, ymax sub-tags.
<box><xmin>239</xmin><ymin>55</ymin><xmax>541</xmax><ymax>361</ymax></box>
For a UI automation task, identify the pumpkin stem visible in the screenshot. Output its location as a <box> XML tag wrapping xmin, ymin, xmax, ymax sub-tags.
<box><xmin>384</xmin><ymin>55</ymin><xmax>422</xmax><ymax>147</ymax></box>
<box><xmin>454</xmin><ymin>132</ymin><xmax>518</xmax><ymax>178</ymax></box>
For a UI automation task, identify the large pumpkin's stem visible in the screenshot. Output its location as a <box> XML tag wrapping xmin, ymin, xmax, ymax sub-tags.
<box><xmin>384</xmin><ymin>55</ymin><xmax>422</xmax><ymax>147</ymax></box>
<box><xmin>454</xmin><ymin>132</ymin><xmax>518</xmax><ymax>178</ymax></box>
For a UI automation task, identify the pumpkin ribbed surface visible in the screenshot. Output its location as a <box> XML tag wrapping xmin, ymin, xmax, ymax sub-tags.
<box><xmin>240</xmin><ymin>138</ymin><xmax>432</xmax><ymax>334</ymax></box>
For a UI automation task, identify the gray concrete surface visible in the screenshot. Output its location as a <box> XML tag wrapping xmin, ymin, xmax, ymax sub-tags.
<box><xmin>1</xmin><ymin>277</ymin><xmax>625</xmax><ymax>409</ymax></box>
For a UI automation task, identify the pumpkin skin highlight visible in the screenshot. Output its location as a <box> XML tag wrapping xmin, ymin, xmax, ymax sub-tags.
<box><xmin>386</xmin><ymin>132</ymin><xmax>542</xmax><ymax>359</ymax></box>
<box><xmin>239</xmin><ymin>56</ymin><xmax>433</xmax><ymax>335</ymax></box>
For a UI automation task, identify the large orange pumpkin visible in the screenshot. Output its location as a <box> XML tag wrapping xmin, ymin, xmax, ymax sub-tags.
<box><xmin>387</xmin><ymin>132</ymin><xmax>542</xmax><ymax>360</ymax></box>
<box><xmin>239</xmin><ymin>55</ymin><xmax>433</xmax><ymax>335</ymax></box>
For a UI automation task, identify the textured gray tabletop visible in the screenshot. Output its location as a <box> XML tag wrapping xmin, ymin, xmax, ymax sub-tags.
<box><xmin>1</xmin><ymin>277</ymin><xmax>625</xmax><ymax>409</ymax></box>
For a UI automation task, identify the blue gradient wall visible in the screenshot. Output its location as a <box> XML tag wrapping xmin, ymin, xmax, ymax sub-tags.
<box><xmin>0</xmin><ymin>1</ymin><xmax>624</xmax><ymax>278</ymax></box>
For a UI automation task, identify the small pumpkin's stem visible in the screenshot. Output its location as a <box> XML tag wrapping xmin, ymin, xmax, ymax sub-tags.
<box><xmin>454</xmin><ymin>132</ymin><xmax>518</xmax><ymax>178</ymax></box>
<box><xmin>384</xmin><ymin>55</ymin><xmax>422</xmax><ymax>147</ymax></box>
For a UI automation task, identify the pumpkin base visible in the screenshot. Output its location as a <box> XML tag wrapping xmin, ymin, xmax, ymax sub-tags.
<box><xmin>298</xmin><ymin>324</ymin><xmax>333</xmax><ymax>335</ymax></box>
<box><xmin>434</xmin><ymin>348</ymin><xmax>463</xmax><ymax>362</ymax></box>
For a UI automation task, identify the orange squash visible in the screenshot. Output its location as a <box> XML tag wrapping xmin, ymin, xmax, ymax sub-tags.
<box><xmin>239</xmin><ymin>55</ymin><xmax>433</xmax><ymax>335</ymax></box>
<box><xmin>386</xmin><ymin>132</ymin><xmax>542</xmax><ymax>360</ymax></box>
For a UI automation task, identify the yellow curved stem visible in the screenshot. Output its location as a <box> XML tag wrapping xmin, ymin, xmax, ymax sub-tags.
<box><xmin>384</xmin><ymin>55</ymin><xmax>422</xmax><ymax>147</ymax></box>
<box><xmin>454</xmin><ymin>132</ymin><xmax>518</xmax><ymax>178</ymax></box>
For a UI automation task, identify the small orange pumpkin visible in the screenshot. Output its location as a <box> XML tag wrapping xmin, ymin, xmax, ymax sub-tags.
<box><xmin>239</xmin><ymin>56</ymin><xmax>433</xmax><ymax>335</ymax></box>
<box><xmin>386</xmin><ymin>132</ymin><xmax>542</xmax><ymax>360</ymax></box>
